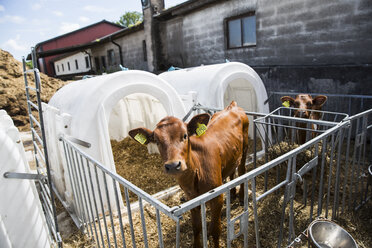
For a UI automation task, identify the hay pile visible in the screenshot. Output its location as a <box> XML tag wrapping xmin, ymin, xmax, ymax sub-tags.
<box><xmin>0</xmin><ymin>49</ymin><xmax>68</xmax><ymax>130</ymax></box>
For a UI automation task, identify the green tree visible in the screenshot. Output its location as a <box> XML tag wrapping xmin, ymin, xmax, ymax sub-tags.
<box><xmin>25</xmin><ymin>60</ymin><xmax>33</xmax><ymax>69</ymax></box>
<box><xmin>116</xmin><ymin>11</ymin><xmax>143</xmax><ymax>28</ymax></box>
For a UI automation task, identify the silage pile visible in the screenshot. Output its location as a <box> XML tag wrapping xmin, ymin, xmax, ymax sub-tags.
<box><xmin>0</xmin><ymin>49</ymin><xmax>68</xmax><ymax>131</ymax></box>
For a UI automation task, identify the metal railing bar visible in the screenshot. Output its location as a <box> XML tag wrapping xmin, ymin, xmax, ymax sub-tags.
<box><xmin>27</xmin><ymin>100</ymin><xmax>39</xmax><ymax>111</ymax></box>
<box><xmin>264</xmin><ymin>117</ymin><xmax>269</xmax><ymax>192</ymax></box>
<box><xmin>193</xmin><ymin>105</ymin><xmax>266</xmax><ymax>118</ymax></box>
<box><xmin>70</xmin><ymin>146</ymin><xmax>87</xmax><ymax>228</ymax></box>
<box><xmin>255</xmin><ymin>115</ymin><xmax>339</xmax><ymax>128</ymax></box>
<box><xmin>94</xmin><ymin>166</ymin><xmax>112</xmax><ymax>248</ymax></box>
<box><xmin>260</xmin><ymin>106</ymin><xmax>348</xmax><ymax>122</ymax></box>
<box><xmin>62</xmin><ymin>142</ymin><xmax>83</xmax><ymax>223</ymax></box>
<box><xmin>268</xmin><ymin>91</ymin><xmax>372</xmax><ymax>99</ymax></box>
<box><xmin>41</xmin><ymin>202</ymin><xmax>59</xmax><ymax>241</ymax></box>
<box><xmin>26</xmin><ymin>85</ymin><xmax>39</xmax><ymax>92</ymax></box>
<box><xmin>24</xmin><ymin>68</ymin><xmax>37</xmax><ymax>74</ymax></box>
<box><xmin>288</xmin><ymin>156</ymin><xmax>297</xmax><ymax>245</ymax></box>
<box><xmin>112</xmin><ymin>179</ymin><xmax>126</xmax><ymax>248</ymax></box>
<box><xmin>351</xmin><ymin>118</ymin><xmax>361</xmax><ymax>209</ymax></box>
<box><xmin>256</xmin><ymin>179</ymin><xmax>288</xmax><ymax>202</ymax></box>
<box><xmin>309</xmin><ymin>143</ymin><xmax>319</xmax><ymax>222</ymax></box>
<box><xmin>176</xmin><ymin>218</ymin><xmax>181</xmax><ymax>248</ymax></box>
<box><xmin>138</xmin><ymin>197</ymin><xmax>148</xmax><ymax>248</ymax></box>
<box><xmin>317</xmin><ymin>137</ymin><xmax>328</xmax><ymax>217</ymax></box>
<box><xmin>77</xmin><ymin>154</ymin><xmax>94</xmax><ymax>238</ymax></box>
<box><xmin>38</xmin><ymin>186</ymin><xmax>55</xmax><ymax>222</ymax></box>
<box><xmin>155</xmin><ymin>209</ymin><xmax>164</xmax><ymax>248</ymax></box>
<box><xmin>341</xmin><ymin>126</ymin><xmax>352</xmax><ymax>213</ymax></box>
<box><xmin>346</xmin><ymin>108</ymin><xmax>372</xmax><ymax>120</ymax></box>
<box><xmin>103</xmin><ymin>172</ymin><xmax>118</xmax><ymax>248</ymax></box>
<box><xmin>226</xmin><ymin>190</ymin><xmax>231</xmax><ymax>248</ymax></box>
<box><xmin>73</xmin><ymin>150</ymin><xmax>90</xmax><ymax>232</ymax></box>
<box><xmin>251</xmin><ymin>178</ymin><xmax>260</xmax><ymax>248</ymax></box>
<box><xmin>31</xmin><ymin>128</ymin><xmax>44</xmax><ymax>147</ymax></box>
<box><xmin>359</xmin><ymin>116</ymin><xmax>369</xmax><ymax>207</ymax></box>
<box><xmin>333</xmin><ymin>128</ymin><xmax>344</xmax><ymax>219</ymax></box>
<box><xmin>30</xmin><ymin>114</ymin><xmax>41</xmax><ymax>129</ymax></box>
<box><xmin>124</xmin><ymin>187</ymin><xmax>136</xmax><ymax>248</ymax></box>
<box><xmin>243</xmin><ymin>181</ymin><xmax>249</xmax><ymax>247</ymax></box>
<box><xmin>277</xmin><ymin>158</ymin><xmax>292</xmax><ymax>248</ymax></box>
<box><xmin>325</xmin><ymin>133</ymin><xmax>336</xmax><ymax>219</ymax></box>
<box><xmin>86</xmin><ymin>156</ymin><xmax>105</xmax><ymax>247</ymax></box>
<box><xmin>33</xmin><ymin>141</ymin><xmax>46</xmax><ymax>163</ymax></box>
<box><xmin>52</xmin><ymin>184</ymin><xmax>82</xmax><ymax>230</ymax></box>
<box><xmin>38</xmin><ymin>178</ymin><xmax>52</xmax><ymax>205</ymax></box>
<box><xmin>201</xmin><ymin>203</ymin><xmax>208</xmax><ymax>248</ymax></box>
<box><xmin>60</xmin><ymin>136</ymin><xmax>176</xmax><ymax>219</ymax></box>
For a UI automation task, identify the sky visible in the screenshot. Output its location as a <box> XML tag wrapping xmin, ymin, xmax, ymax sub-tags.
<box><xmin>0</xmin><ymin>0</ymin><xmax>186</xmax><ymax>61</ymax></box>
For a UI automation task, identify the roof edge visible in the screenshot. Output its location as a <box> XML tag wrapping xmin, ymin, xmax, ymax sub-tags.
<box><xmin>35</xmin><ymin>20</ymin><xmax>124</xmax><ymax>48</ymax></box>
<box><xmin>155</xmin><ymin>0</ymin><xmax>228</xmax><ymax>20</ymax></box>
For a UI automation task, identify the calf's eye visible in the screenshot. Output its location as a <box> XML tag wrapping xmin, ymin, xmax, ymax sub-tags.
<box><xmin>183</xmin><ymin>134</ymin><xmax>187</xmax><ymax>140</ymax></box>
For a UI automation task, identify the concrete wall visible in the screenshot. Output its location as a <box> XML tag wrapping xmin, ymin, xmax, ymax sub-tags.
<box><xmin>157</xmin><ymin>0</ymin><xmax>372</xmax><ymax>95</ymax></box>
<box><xmin>90</xmin><ymin>30</ymin><xmax>148</xmax><ymax>72</ymax></box>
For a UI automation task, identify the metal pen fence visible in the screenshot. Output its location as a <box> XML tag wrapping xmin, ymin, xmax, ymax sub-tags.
<box><xmin>6</xmin><ymin>48</ymin><xmax>62</xmax><ymax>247</ymax></box>
<box><xmin>58</xmin><ymin>105</ymin><xmax>371</xmax><ymax>248</ymax></box>
<box><xmin>266</xmin><ymin>91</ymin><xmax>372</xmax><ymax>117</ymax></box>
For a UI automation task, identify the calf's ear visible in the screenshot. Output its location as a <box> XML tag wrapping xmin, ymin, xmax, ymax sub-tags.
<box><xmin>128</xmin><ymin>128</ymin><xmax>153</xmax><ymax>145</ymax></box>
<box><xmin>187</xmin><ymin>113</ymin><xmax>211</xmax><ymax>136</ymax></box>
<box><xmin>313</xmin><ymin>95</ymin><xmax>327</xmax><ymax>107</ymax></box>
<box><xmin>280</xmin><ymin>96</ymin><xmax>295</xmax><ymax>107</ymax></box>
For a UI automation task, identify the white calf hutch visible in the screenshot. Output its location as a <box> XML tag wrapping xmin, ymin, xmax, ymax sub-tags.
<box><xmin>0</xmin><ymin>110</ymin><xmax>51</xmax><ymax>248</ymax></box>
<box><xmin>160</xmin><ymin>62</ymin><xmax>270</xmax><ymax>138</ymax></box>
<box><xmin>43</xmin><ymin>70</ymin><xmax>187</xmax><ymax>215</ymax></box>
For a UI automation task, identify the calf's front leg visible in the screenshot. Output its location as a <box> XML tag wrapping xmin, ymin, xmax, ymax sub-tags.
<box><xmin>191</xmin><ymin>206</ymin><xmax>202</xmax><ymax>248</ymax></box>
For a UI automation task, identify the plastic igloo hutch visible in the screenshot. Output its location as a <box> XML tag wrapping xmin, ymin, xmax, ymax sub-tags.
<box><xmin>43</xmin><ymin>70</ymin><xmax>187</xmax><ymax>211</ymax></box>
<box><xmin>160</xmin><ymin>62</ymin><xmax>270</xmax><ymax>137</ymax></box>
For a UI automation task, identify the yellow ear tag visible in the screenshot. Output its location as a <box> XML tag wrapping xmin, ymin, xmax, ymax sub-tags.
<box><xmin>282</xmin><ymin>101</ymin><xmax>290</xmax><ymax>108</ymax></box>
<box><xmin>196</xmin><ymin>123</ymin><xmax>207</xmax><ymax>137</ymax></box>
<box><xmin>134</xmin><ymin>133</ymin><xmax>147</xmax><ymax>145</ymax></box>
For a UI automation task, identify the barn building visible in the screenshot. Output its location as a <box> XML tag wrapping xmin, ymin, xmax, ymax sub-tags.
<box><xmin>32</xmin><ymin>20</ymin><xmax>123</xmax><ymax>77</ymax></box>
<box><xmin>33</xmin><ymin>0</ymin><xmax>372</xmax><ymax>98</ymax></box>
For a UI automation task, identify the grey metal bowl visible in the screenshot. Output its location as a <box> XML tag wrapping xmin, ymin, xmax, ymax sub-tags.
<box><xmin>308</xmin><ymin>220</ymin><xmax>358</xmax><ymax>248</ymax></box>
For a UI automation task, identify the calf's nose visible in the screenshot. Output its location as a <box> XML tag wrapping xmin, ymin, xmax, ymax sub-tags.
<box><xmin>165</xmin><ymin>161</ymin><xmax>181</xmax><ymax>173</ymax></box>
<box><xmin>296</xmin><ymin>109</ymin><xmax>309</xmax><ymax>118</ymax></box>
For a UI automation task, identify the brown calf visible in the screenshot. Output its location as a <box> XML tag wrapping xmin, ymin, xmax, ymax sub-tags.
<box><xmin>129</xmin><ymin>101</ymin><xmax>249</xmax><ymax>248</ymax></box>
<box><xmin>281</xmin><ymin>94</ymin><xmax>327</xmax><ymax>144</ymax></box>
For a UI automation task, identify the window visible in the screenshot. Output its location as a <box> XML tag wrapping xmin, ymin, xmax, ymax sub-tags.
<box><xmin>85</xmin><ymin>56</ymin><xmax>90</xmax><ymax>68</ymax></box>
<box><xmin>57</xmin><ymin>65</ymin><xmax>60</xmax><ymax>72</ymax></box>
<box><xmin>62</xmin><ymin>64</ymin><xmax>64</xmax><ymax>71</ymax></box>
<box><xmin>67</xmin><ymin>62</ymin><xmax>71</xmax><ymax>71</ymax></box>
<box><xmin>101</xmin><ymin>56</ymin><xmax>106</xmax><ymax>69</ymax></box>
<box><xmin>107</xmin><ymin>49</ymin><xmax>115</xmax><ymax>66</ymax></box>
<box><xmin>226</xmin><ymin>13</ymin><xmax>256</xmax><ymax>49</ymax></box>
<box><xmin>142</xmin><ymin>40</ymin><xmax>147</xmax><ymax>62</ymax></box>
<box><xmin>75</xmin><ymin>59</ymin><xmax>79</xmax><ymax>70</ymax></box>
<box><xmin>94</xmin><ymin>57</ymin><xmax>100</xmax><ymax>70</ymax></box>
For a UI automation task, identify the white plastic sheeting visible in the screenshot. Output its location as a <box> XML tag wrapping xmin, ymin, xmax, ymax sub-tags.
<box><xmin>43</xmin><ymin>70</ymin><xmax>186</xmax><ymax>213</ymax></box>
<box><xmin>0</xmin><ymin>110</ymin><xmax>51</xmax><ymax>248</ymax></box>
<box><xmin>159</xmin><ymin>62</ymin><xmax>270</xmax><ymax>137</ymax></box>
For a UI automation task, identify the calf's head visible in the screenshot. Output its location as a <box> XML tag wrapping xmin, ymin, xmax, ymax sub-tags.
<box><xmin>129</xmin><ymin>113</ymin><xmax>210</xmax><ymax>175</ymax></box>
<box><xmin>281</xmin><ymin>94</ymin><xmax>327</xmax><ymax>118</ymax></box>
